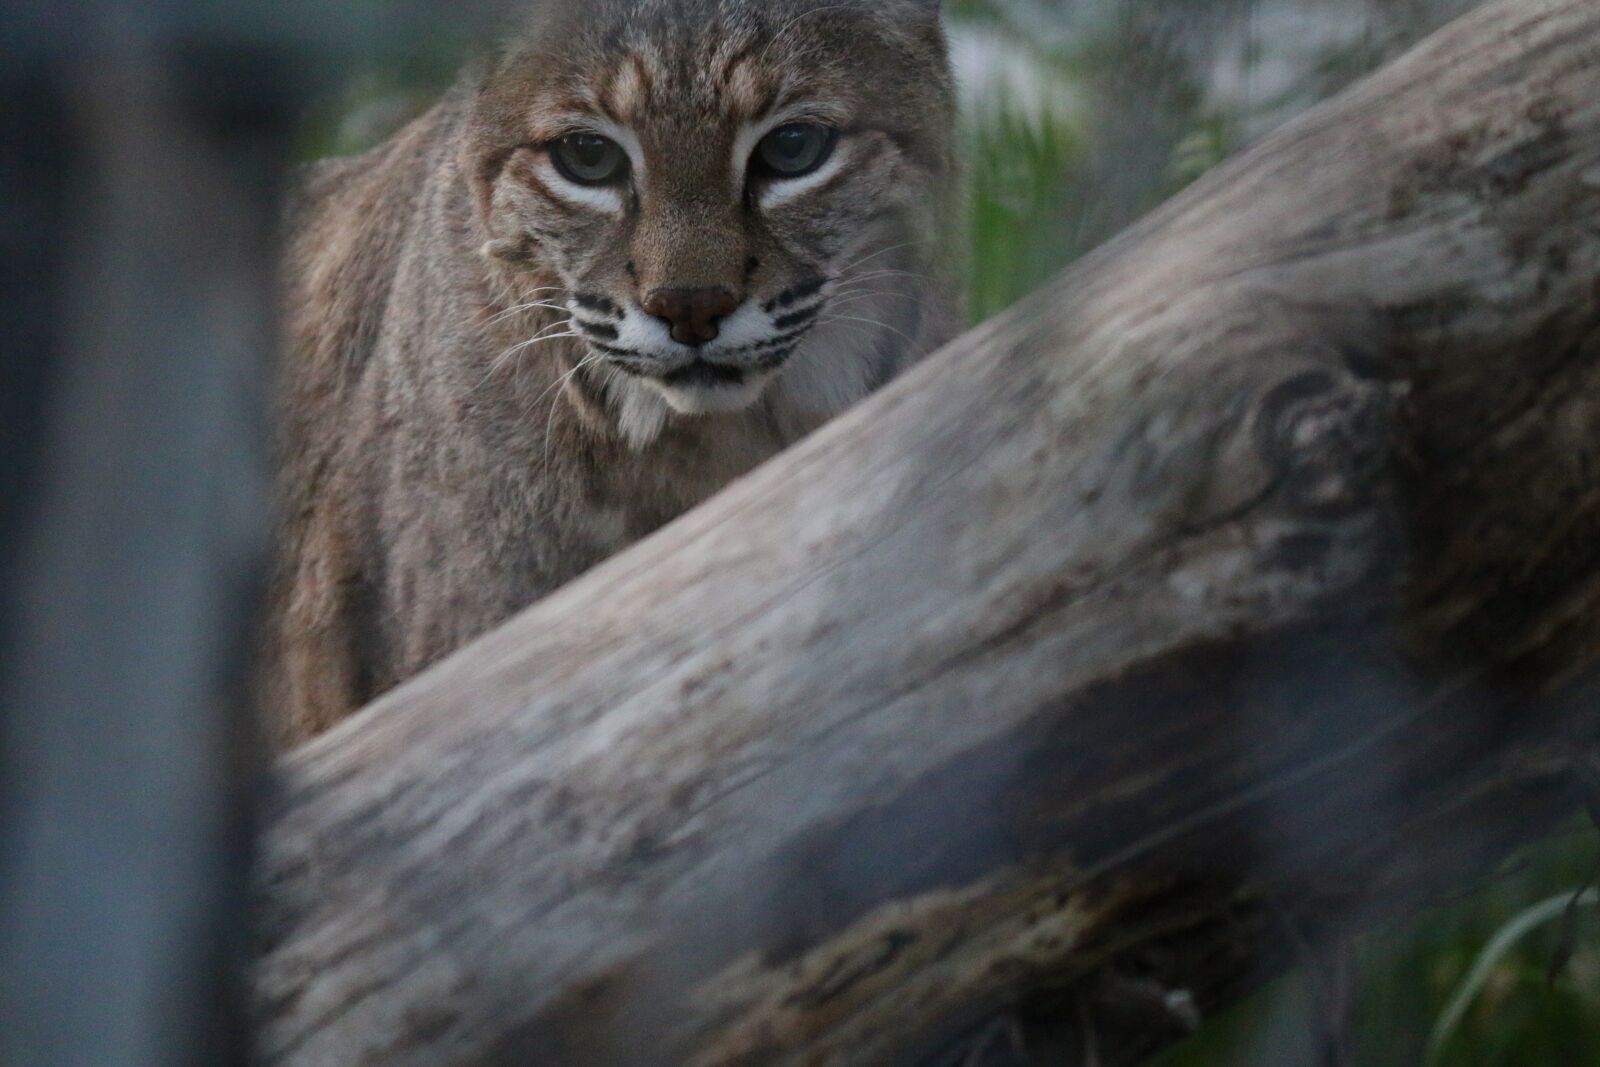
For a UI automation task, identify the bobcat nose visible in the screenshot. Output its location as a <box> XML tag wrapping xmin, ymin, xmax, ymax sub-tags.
<box><xmin>641</xmin><ymin>286</ymin><xmax>739</xmax><ymax>346</ymax></box>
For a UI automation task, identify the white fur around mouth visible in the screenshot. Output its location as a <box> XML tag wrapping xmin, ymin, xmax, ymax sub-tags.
<box><xmin>584</xmin><ymin>280</ymin><xmax>872</xmax><ymax>449</ymax></box>
<box><xmin>605</xmin><ymin>365</ymin><xmax>775</xmax><ymax>448</ymax></box>
<box><xmin>592</xmin><ymin>296</ymin><xmax>822</xmax><ymax>368</ymax></box>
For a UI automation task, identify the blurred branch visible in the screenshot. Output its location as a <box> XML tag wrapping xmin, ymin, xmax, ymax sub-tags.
<box><xmin>255</xmin><ymin>1</ymin><xmax>1600</xmax><ymax>1065</ymax></box>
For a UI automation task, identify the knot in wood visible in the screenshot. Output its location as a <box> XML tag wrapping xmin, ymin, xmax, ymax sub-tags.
<box><xmin>1254</xmin><ymin>370</ymin><xmax>1393</xmax><ymax>515</ymax></box>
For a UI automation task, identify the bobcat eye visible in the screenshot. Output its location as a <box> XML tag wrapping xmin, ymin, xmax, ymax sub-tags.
<box><xmin>753</xmin><ymin>123</ymin><xmax>838</xmax><ymax>179</ymax></box>
<box><xmin>550</xmin><ymin>133</ymin><xmax>629</xmax><ymax>186</ymax></box>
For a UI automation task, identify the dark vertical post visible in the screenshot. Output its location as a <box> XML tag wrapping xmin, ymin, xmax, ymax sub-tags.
<box><xmin>0</xmin><ymin>2</ymin><xmax>521</xmax><ymax>1060</ymax></box>
<box><xmin>0</xmin><ymin>10</ymin><xmax>304</xmax><ymax>1066</ymax></box>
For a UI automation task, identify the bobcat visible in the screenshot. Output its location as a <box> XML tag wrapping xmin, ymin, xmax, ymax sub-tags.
<box><xmin>266</xmin><ymin>0</ymin><xmax>960</xmax><ymax>744</ymax></box>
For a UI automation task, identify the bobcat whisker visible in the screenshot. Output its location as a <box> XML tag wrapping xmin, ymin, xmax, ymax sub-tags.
<box><xmin>837</xmin><ymin>268</ymin><xmax>929</xmax><ymax>287</ymax></box>
<box><xmin>488</xmin><ymin>303</ymin><xmax>572</xmax><ymax>326</ymax></box>
<box><xmin>809</xmin><ymin>317</ymin><xmax>875</xmax><ymax>343</ymax></box>
<box><xmin>837</xmin><ymin>240</ymin><xmax>917</xmax><ymax>276</ymax></box>
<box><xmin>756</xmin><ymin>2</ymin><xmax>862</xmax><ymax>69</ymax></box>
<box><xmin>472</xmin><ymin>323</ymin><xmax>578</xmax><ymax>394</ymax></box>
<box><xmin>490</xmin><ymin>300</ymin><xmax>568</xmax><ymax>315</ymax></box>
<box><xmin>498</xmin><ymin>321</ymin><xmax>578</xmax><ymax>360</ymax></box>
<box><xmin>499</xmin><ymin>286</ymin><xmax>568</xmax><ymax>302</ymax></box>
<box><xmin>537</xmin><ymin>352</ymin><xmax>609</xmax><ymax>476</ymax></box>
<box><xmin>530</xmin><ymin>350</ymin><xmax>606</xmax><ymax>413</ymax></box>
<box><xmin>487</xmin><ymin>289</ymin><xmax>571</xmax><ymax>323</ymax></box>
<box><xmin>818</xmin><ymin>313</ymin><xmax>918</xmax><ymax>348</ymax></box>
<box><xmin>829</xmin><ymin>293</ymin><xmax>918</xmax><ymax>310</ymax></box>
<box><xmin>828</xmin><ymin>289</ymin><xmax>922</xmax><ymax>309</ymax></box>
<box><xmin>597</xmin><ymin>363</ymin><xmax>625</xmax><ymax>416</ymax></box>
<box><xmin>828</xmin><ymin>279</ymin><xmax>920</xmax><ymax>298</ymax></box>
<box><xmin>847</xmin><ymin>265</ymin><xmax>924</xmax><ymax>277</ymax></box>
<box><xmin>514</xmin><ymin>319</ymin><xmax>579</xmax><ymax>346</ymax></box>
<box><xmin>838</xmin><ymin>267</ymin><xmax>928</xmax><ymax>283</ymax></box>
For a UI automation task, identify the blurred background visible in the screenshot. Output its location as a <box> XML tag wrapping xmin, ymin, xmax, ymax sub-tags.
<box><xmin>3</xmin><ymin>1</ymin><xmax>1596</xmax><ymax>1064</ymax></box>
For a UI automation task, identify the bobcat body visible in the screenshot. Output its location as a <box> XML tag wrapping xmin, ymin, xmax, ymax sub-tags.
<box><xmin>267</xmin><ymin>0</ymin><xmax>959</xmax><ymax>743</ymax></box>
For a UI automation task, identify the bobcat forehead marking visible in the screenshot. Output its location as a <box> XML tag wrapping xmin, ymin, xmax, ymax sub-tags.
<box><xmin>266</xmin><ymin>0</ymin><xmax>958</xmax><ymax>743</ymax></box>
<box><xmin>600</xmin><ymin>53</ymin><xmax>658</xmax><ymax>119</ymax></box>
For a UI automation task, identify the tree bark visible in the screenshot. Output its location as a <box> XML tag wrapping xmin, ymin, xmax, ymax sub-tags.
<box><xmin>255</xmin><ymin>2</ymin><xmax>1600</xmax><ymax>1064</ymax></box>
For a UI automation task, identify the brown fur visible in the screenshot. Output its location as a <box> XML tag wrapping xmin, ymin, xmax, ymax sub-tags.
<box><xmin>264</xmin><ymin>0</ymin><xmax>959</xmax><ymax>745</ymax></box>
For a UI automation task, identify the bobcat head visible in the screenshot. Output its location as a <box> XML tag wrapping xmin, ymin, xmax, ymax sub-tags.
<box><xmin>466</xmin><ymin>0</ymin><xmax>957</xmax><ymax>445</ymax></box>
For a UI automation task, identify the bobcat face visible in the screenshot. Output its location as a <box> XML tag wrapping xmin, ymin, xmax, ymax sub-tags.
<box><xmin>468</xmin><ymin>0</ymin><xmax>954</xmax><ymax>439</ymax></box>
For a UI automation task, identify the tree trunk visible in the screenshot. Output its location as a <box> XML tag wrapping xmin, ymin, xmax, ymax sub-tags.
<box><xmin>255</xmin><ymin>2</ymin><xmax>1600</xmax><ymax>1064</ymax></box>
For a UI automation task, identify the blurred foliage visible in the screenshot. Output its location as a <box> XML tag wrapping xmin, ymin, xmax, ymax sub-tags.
<box><xmin>963</xmin><ymin>95</ymin><xmax>1082</xmax><ymax>321</ymax></box>
<box><xmin>302</xmin><ymin>1</ymin><xmax>1599</xmax><ymax>1061</ymax></box>
<box><xmin>1150</xmin><ymin>824</ymin><xmax>1600</xmax><ymax>1067</ymax></box>
<box><xmin>296</xmin><ymin>48</ymin><xmax>465</xmax><ymax>160</ymax></box>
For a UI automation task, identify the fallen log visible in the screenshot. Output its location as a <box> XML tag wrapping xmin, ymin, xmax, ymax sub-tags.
<box><xmin>256</xmin><ymin>1</ymin><xmax>1600</xmax><ymax>1063</ymax></box>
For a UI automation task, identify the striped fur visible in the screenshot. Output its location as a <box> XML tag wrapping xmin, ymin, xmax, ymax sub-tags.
<box><xmin>264</xmin><ymin>0</ymin><xmax>959</xmax><ymax>743</ymax></box>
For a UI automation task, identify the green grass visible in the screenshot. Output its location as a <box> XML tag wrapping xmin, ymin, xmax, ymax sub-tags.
<box><xmin>963</xmin><ymin>94</ymin><xmax>1085</xmax><ymax>322</ymax></box>
<box><xmin>1139</xmin><ymin>827</ymin><xmax>1600</xmax><ymax>1067</ymax></box>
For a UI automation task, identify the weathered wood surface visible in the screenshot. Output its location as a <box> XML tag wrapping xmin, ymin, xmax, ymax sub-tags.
<box><xmin>256</xmin><ymin>2</ymin><xmax>1600</xmax><ymax>1064</ymax></box>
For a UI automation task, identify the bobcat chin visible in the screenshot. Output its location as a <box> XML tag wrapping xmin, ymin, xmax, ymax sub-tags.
<box><xmin>265</xmin><ymin>0</ymin><xmax>960</xmax><ymax>744</ymax></box>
